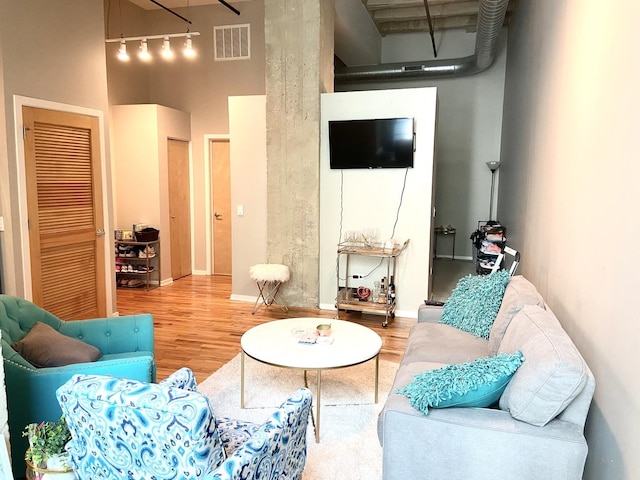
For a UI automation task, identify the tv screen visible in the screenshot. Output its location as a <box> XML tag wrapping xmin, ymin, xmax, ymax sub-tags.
<box><xmin>329</xmin><ymin>117</ymin><xmax>415</xmax><ymax>169</ymax></box>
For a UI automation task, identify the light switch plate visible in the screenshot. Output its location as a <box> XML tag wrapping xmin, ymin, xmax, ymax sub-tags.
<box><xmin>236</xmin><ymin>205</ymin><xmax>244</xmax><ymax>216</ymax></box>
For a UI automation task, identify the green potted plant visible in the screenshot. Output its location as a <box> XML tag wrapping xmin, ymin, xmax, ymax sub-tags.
<box><xmin>22</xmin><ymin>416</ymin><xmax>74</xmax><ymax>479</ymax></box>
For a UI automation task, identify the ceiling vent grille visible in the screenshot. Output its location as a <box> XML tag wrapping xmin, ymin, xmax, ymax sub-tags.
<box><xmin>214</xmin><ymin>24</ymin><xmax>250</xmax><ymax>61</ymax></box>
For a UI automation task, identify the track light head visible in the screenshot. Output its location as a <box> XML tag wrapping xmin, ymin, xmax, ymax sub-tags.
<box><xmin>117</xmin><ymin>39</ymin><xmax>130</xmax><ymax>61</ymax></box>
<box><xmin>161</xmin><ymin>37</ymin><xmax>174</xmax><ymax>59</ymax></box>
<box><xmin>183</xmin><ymin>34</ymin><xmax>196</xmax><ymax>58</ymax></box>
<box><xmin>138</xmin><ymin>39</ymin><xmax>151</xmax><ymax>61</ymax></box>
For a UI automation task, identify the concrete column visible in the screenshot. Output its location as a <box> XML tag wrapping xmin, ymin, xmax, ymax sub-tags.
<box><xmin>264</xmin><ymin>0</ymin><xmax>334</xmax><ymax>307</ymax></box>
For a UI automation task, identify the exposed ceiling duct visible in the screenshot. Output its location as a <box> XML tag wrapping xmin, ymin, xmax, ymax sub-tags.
<box><xmin>335</xmin><ymin>0</ymin><xmax>509</xmax><ymax>84</ymax></box>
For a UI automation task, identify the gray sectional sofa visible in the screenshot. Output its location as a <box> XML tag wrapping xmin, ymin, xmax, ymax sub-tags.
<box><xmin>378</xmin><ymin>275</ymin><xmax>595</xmax><ymax>480</ymax></box>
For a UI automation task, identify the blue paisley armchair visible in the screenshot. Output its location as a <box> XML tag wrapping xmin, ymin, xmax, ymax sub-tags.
<box><xmin>56</xmin><ymin>369</ymin><xmax>312</xmax><ymax>480</ymax></box>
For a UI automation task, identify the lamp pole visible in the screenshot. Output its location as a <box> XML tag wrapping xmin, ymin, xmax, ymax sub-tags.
<box><xmin>486</xmin><ymin>161</ymin><xmax>501</xmax><ymax>221</ymax></box>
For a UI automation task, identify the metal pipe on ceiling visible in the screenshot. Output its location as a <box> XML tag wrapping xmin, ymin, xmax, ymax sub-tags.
<box><xmin>335</xmin><ymin>0</ymin><xmax>509</xmax><ymax>84</ymax></box>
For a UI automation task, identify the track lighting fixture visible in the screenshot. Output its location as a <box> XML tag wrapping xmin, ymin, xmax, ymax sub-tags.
<box><xmin>107</xmin><ymin>32</ymin><xmax>200</xmax><ymax>63</ymax></box>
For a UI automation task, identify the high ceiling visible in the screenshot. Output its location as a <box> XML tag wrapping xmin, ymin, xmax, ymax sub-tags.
<box><xmin>127</xmin><ymin>0</ymin><xmax>514</xmax><ymax>36</ymax></box>
<box><xmin>361</xmin><ymin>0</ymin><xmax>515</xmax><ymax>36</ymax></box>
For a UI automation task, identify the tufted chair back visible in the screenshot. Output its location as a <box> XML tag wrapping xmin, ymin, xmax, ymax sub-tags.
<box><xmin>0</xmin><ymin>295</ymin><xmax>63</xmax><ymax>364</ymax></box>
<box><xmin>0</xmin><ymin>294</ymin><xmax>155</xmax><ymax>477</ymax></box>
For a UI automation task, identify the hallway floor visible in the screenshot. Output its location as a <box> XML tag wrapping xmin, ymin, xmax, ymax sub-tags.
<box><xmin>430</xmin><ymin>257</ymin><xmax>476</xmax><ymax>302</ymax></box>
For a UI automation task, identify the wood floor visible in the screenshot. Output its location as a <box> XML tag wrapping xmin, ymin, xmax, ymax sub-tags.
<box><xmin>116</xmin><ymin>275</ymin><xmax>416</xmax><ymax>383</ymax></box>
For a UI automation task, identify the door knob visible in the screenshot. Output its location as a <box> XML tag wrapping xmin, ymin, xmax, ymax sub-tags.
<box><xmin>214</xmin><ymin>212</ymin><xmax>223</xmax><ymax>219</ymax></box>
<box><xmin>170</xmin><ymin>215</ymin><xmax>176</xmax><ymax>219</ymax></box>
<box><xmin>96</xmin><ymin>229</ymin><xmax>105</xmax><ymax>237</ymax></box>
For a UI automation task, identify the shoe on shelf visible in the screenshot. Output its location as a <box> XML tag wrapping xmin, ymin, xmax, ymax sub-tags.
<box><xmin>138</xmin><ymin>246</ymin><xmax>156</xmax><ymax>258</ymax></box>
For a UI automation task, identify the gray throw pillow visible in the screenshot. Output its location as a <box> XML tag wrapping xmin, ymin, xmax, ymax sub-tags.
<box><xmin>11</xmin><ymin>321</ymin><xmax>102</xmax><ymax>367</ymax></box>
<box><xmin>498</xmin><ymin>305</ymin><xmax>587</xmax><ymax>426</ymax></box>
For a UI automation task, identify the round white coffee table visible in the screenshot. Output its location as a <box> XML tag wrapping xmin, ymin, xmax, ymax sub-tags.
<box><xmin>240</xmin><ymin>317</ymin><xmax>382</xmax><ymax>442</ymax></box>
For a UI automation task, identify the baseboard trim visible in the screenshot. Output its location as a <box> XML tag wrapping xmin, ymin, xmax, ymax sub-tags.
<box><xmin>230</xmin><ymin>294</ymin><xmax>255</xmax><ymax>303</ymax></box>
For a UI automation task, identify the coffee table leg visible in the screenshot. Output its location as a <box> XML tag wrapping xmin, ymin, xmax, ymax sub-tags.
<box><xmin>316</xmin><ymin>370</ymin><xmax>321</xmax><ymax>443</ymax></box>
<box><xmin>241</xmin><ymin>351</ymin><xmax>245</xmax><ymax>408</ymax></box>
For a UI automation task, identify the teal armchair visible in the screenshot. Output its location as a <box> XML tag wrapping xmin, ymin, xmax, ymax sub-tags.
<box><xmin>0</xmin><ymin>295</ymin><xmax>155</xmax><ymax>477</ymax></box>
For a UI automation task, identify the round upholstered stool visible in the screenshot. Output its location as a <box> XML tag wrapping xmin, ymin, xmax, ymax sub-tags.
<box><xmin>249</xmin><ymin>263</ymin><xmax>290</xmax><ymax>314</ymax></box>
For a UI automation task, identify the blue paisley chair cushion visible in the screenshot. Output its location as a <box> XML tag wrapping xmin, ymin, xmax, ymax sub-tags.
<box><xmin>216</xmin><ymin>417</ymin><xmax>260</xmax><ymax>457</ymax></box>
<box><xmin>57</xmin><ymin>373</ymin><xmax>226</xmax><ymax>479</ymax></box>
<box><xmin>57</xmin><ymin>372</ymin><xmax>312</xmax><ymax>480</ymax></box>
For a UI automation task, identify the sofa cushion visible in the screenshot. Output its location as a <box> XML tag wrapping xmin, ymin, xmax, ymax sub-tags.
<box><xmin>11</xmin><ymin>321</ymin><xmax>101</xmax><ymax>367</ymax></box>
<box><xmin>488</xmin><ymin>275</ymin><xmax>546</xmax><ymax>355</ymax></box>
<box><xmin>440</xmin><ymin>270</ymin><xmax>511</xmax><ymax>339</ymax></box>
<box><xmin>396</xmin><ymin>351</ymin><xmax>524</xmax><ymax>414</ymax></box>
<box><xmin>498</xmin><ymin>305</ymin><xmax>588</xmax><ymax>426</ymax></box>
<box><xmin>402</xmin><ymin>322</ymin><xmax>490</xmax><ymax>366</ymax></box>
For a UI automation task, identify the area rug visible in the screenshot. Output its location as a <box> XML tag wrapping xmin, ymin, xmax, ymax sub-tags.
<box><xmin>197</xmin><ymin>353</ymin><xmax>399</xmax><ymax>479</ymax></box>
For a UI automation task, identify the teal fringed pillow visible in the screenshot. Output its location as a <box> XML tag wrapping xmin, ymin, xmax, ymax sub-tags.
<box><xmin>440</xmin><ymin>270</ymin><xmax>511</xmax><ymax>338</ymax></box>
<box><xmin>396</xmin><ymin>351</ymin><xmax>524</xmax><ymax>415</ymax></box>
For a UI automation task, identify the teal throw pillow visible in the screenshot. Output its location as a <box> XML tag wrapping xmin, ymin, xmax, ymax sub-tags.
<box><xmin>396</xmin><ymin>351</ymin><xmax>524</xmax><ymax>415</ymax></box>
<box><xmin>440</xmin><ymin>270</ymin><xmax>511</xmax><ymax>338</ymax></box>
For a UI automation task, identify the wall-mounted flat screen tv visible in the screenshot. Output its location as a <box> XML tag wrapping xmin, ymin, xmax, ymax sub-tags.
<box><xmin>329</xmin><ymin>117</ymin><xmax>415</xmax><ymax>169</ymax></box>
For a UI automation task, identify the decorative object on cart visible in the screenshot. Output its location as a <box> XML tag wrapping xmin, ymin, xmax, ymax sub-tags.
<box><xmin>356</xmin><ymin>286</ymin><xmax>371</xmax><ymax>300</ymax></box>
<box><xmin>486</xmin><ymin>161</ymin><xmax>501</xmax><ymax>221</ymax></box>
<box><xmin>121</xmin><ymin>230</ymin><xmax>134</xmax><ymax>240</ymax></box>
<box><xmin>23</xmin><ymin>416</ymin><xmax>74</xmax><ymax>480</ymax></box>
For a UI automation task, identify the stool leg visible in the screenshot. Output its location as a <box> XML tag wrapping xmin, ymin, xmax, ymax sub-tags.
<box><xmin>251</xmin><ymin>281</ymin><xmax>270</xmax><ymax>314</ymax></box>
<box><xmin>267</xmin><ymin>281</ymin><xmax>288</xmax><ymax>312</ymax></box>
<box><xmin>251</xmin><ymin>280</ymin><xmax>289</xmax><ymax>314</ymax></box>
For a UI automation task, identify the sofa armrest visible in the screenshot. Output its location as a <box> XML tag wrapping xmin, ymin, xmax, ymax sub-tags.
<box><xmin>58</xmin><ymin>314</ymin><xmax>154</xmax><ymax>354</ymax></box>
<box><xmin>417</xmin><ymin>304</ymin><xmax>443</xmax><ymax>323</ymax></box>
<box><xmin>381</xmin><ymin>405</ymin><xmax>588</xmax><ymax>480</ymax></box>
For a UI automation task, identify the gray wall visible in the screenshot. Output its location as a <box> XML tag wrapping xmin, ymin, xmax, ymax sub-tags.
<box><xmin>0</xmin><ymin>0</ymin><xmax>112</xmax><ymax>297</ymax></box>
<box><xmin>0</xmin><ymin>0</ymin><xmax>112</xmax><ymax>461</ymax></box>
<box><xmin>499</xmin><ymin>1</ymin><xmax>640</xmax><ymax>478</ymax></box>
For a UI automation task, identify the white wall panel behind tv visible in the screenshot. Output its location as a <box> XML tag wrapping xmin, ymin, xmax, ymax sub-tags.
<box><xmin>319</xmin><ymin>87</ymin><xmax>438</xmax><ymax>317</ymax></box>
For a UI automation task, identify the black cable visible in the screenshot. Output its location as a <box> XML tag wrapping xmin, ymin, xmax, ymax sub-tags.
<box><xmin>391</xmin><ymin>167</ymin><xmax>409</xmax><ymax>238</ymax></box>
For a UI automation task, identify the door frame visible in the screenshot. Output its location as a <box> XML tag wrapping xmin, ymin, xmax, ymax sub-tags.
<box><xmin>204</xmin><ymin>133</ymin><xmax>230</xmax><ymax>276</ymax></box>
<box><xmin>13</xmin><ymin>95</ymin><xmax>113</xmax><ymax>313</ymax></box>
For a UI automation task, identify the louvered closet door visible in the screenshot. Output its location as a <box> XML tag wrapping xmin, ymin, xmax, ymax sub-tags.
<box><xmin>23</xmin><ymin>107</ymin><xmax>106</xmax><ymax>319</ymax></box>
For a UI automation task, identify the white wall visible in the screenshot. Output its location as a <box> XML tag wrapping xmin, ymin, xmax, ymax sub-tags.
<box><xmin>338</xmin><ymin>29</ymin><xmax>507</xmax><ymax>259</ymax></box>
<box><xmin>499</xmin><ymin>1</ymin><xmax>640</xmax><ymax>478</ymax></box>
<box><xmin>228</xmin><ymin>95</ymin><xmax>267</xmax><ymax>300</ymax></box>
<box><xmin>319</xmin><ymin>88</ymin><xmax>437</xmax><ymax>317</ymax></box>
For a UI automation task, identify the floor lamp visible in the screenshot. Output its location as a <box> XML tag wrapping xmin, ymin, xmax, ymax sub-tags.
<box><xmin>486</xmin><ymin>161</ymin><xmax>501</xmax><ymax>221</ymax></box>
